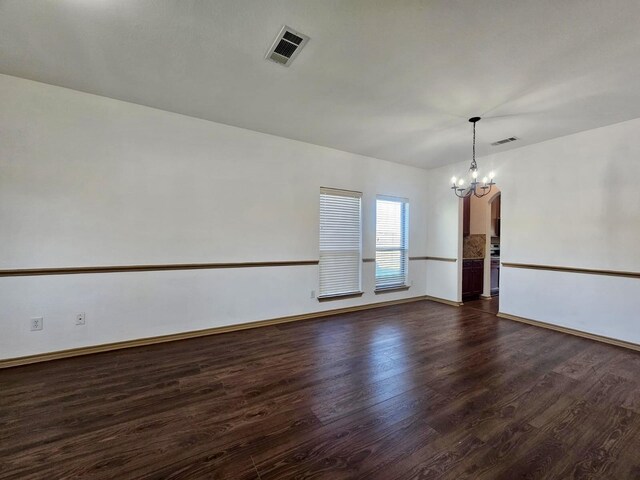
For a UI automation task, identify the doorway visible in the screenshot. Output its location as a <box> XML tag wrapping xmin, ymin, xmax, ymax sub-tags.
<box><xmin>485</xmin><ymin>192</ymin><xmax>501</xmax><ymax>298</ymax></box>
<box><xmin>460</xmin><ymin>188</ymin><xmax>501</xmax><ymax>302</ymax></box>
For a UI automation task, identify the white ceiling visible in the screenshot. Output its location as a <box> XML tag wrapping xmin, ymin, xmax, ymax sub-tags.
<box><xmin>2</xmin><ymin>0</ymin><xmax>640</xmax><ymax>169</ymax></box>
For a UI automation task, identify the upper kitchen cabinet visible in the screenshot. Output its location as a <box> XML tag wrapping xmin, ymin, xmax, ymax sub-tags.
<box><xmin>491</xmin><ymin>194</ymin><xmax>501</xmax><ymax>237</ymax></box>
<box><xmin>463</xmin><ymin>195</ymin><xmax>470</xmax><ymax>237</ymax></box>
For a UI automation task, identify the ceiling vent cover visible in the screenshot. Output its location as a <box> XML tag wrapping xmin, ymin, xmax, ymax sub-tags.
<box><xmin>491</xmin><ymin>136</ymin><xmax>519</xmax><ymax>146</ymax></box>
<box><xmin>266</xmin><ymin>26</ymin><xmax>309</xmax><ymax>66</ymax></box>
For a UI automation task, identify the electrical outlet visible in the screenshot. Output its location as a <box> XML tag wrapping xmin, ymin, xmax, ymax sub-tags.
<box><xmin>76</xmin><ymin>312</ymin><xmax>86</xmax><ymax>326</ymax></box>
<box><xmin>310</xmin><ymin>290</ymin><xmax>316</xmax><ymax>299</ymax></box>
<box><xmin>30</xmin><ymin>317</ymin><xmax>43</xmax><ymax>331</ymax></box>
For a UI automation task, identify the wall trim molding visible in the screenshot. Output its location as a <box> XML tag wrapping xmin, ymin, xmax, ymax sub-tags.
<box><xmin>362</xmin><ymin>257</ymin><xmax>432</xmax><ymax>262</ymax></box>
<box><xmin>425</xmin><ymin>257</ymin><xmax>457</xmax><ymax>262</ymax></box>
<box><xmin>0</xmin><ymin>260</ymin><xmax>319</xmax><ymax>277</ymax></box>
<box><xmin>502</xmin><ymin>262</ymin><xmax>640</xmax><ymax>279</ymax></box>
<box><xmin>425</xmin><ymin>295</ymin><xmax>463</xmax><ymax>307</ymax></box>
<box><xmin>0</xmin><ymin>296</ymin><xmax>429</xmax><ymax>369</ymax></box>
<box><xmin>497</xmin><ymin>312</ymin><xmax>640</xmax><ymax>353</ymax></box>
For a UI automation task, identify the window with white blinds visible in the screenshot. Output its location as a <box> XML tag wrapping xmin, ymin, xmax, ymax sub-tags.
<box><xmin>375</xmin><ymin>196</ymin><xmax>409</xmax><ymax>290</ymax></box>
<box><xmin>319</xmin><ymin>188</ymin><xmax>362</xmax><ymax>298</ymax></box>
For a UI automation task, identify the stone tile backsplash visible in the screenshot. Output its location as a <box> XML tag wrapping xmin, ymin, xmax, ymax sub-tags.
<box><xmin>463</xmin><ymin>234</ymin><xmax>486</xmax><ymax>259</ymax></box>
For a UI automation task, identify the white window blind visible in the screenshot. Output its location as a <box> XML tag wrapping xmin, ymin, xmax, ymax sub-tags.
<box><xmin>319</xmin><ymin>188</ymin><xmax>362</xmax><ymax>298</ymax></box>
<box><xmin>375</xmin><ymin>196</ymin><xmax>409</xmax><ymax>290</ymax></box>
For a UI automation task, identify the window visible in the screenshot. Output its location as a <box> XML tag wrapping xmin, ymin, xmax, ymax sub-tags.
<box><xmin>319</xmin><ymin>188</ymin><xmax>362</xmax><ymax>298</ymax></box>
<box><xmin>375</xmin><ymin>196</ymin><xmax>409</xmax><ymax>290</ymax></box>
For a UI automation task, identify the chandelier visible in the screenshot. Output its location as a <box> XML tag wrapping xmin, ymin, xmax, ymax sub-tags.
<box><xmin>450</xmin><ymin>117</ymin><xmax>495</xmax><ymax>198</ymax></box>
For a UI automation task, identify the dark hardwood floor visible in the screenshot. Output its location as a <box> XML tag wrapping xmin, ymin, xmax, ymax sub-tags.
<box><xmin>462</xmin><ymin>296</ymin><xmax>500</xmax><ymax>315</ymax></box>
<box><xmin>1</xmin><ymin>299</ymin><xmax>640</xmax><ymax>479</ymax></box>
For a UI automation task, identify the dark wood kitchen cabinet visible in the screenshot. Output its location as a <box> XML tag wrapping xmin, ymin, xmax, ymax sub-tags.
<box><xmin>462</xmin><ymin>196</ymin><xmax>470</xmax><ymax>236</ymax></box>
<box><xmin>462</xmin><ymin>259</ymin><xmax>483</xmax><ymax>300</ymax></box>
<box><xmin>491</xmin><ymin>194</ymin><xmax>501</xmax><ymax>237</ymax></box>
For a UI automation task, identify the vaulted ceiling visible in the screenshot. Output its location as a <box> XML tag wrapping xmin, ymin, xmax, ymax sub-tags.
<box><xmin>2</xmin><ymin>0</ymin><xmax>640</xmax><ymax>168</ymax></box>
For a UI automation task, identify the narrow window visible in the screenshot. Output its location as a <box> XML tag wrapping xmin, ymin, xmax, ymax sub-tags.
<box><xmin>375</xmin><ymin>196</ymin><xmax>409</xmax><ymax>290</ymax></box>
<box><xmin>318</xmin><ymin>188</ymin><xmax>362</xmax><ymax>298</ymax></box>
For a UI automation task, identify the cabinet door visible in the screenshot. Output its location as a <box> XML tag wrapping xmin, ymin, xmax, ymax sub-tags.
<box><xmin>472</xmin><ymin>265</ymin><xmax>484</xmax><ymax>294</ymax></box>
<box><xmin>462</xmin><ymin>266</ymin><xmax>472</xmax><ymax>295</ymax></box>
<box><xmin>463</xmin><ymin>261</ymin><xmax>483</xmax><ymax>297</ymax></box>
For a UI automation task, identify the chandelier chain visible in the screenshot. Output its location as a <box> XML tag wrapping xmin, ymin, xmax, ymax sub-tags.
<box><xmin>471</xmin><ymin>120</ymin><xmax>477</xmax><ymax>171</ymax></box>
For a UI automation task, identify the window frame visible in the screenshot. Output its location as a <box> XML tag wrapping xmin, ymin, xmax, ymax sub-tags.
<box><xmin>374</xmin><ymin>195</ymin><xmax>410</xmax><ymax>292</ymax></box>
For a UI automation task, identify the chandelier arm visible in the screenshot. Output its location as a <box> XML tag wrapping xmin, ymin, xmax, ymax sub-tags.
<box><xmin>474</xmin><ymin>182</ymin><xmax>493</xmax><ymax>199</ymax></box>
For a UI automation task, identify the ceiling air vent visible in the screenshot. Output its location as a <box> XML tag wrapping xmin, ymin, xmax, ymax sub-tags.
<box><xmin>491</xmin><ymin>136</ymin><xmax>519</xmax><ymax>146</ymax></box>
<box><xmin>266</xmin><ymin>26</ymin><xmax>309</xmax><ymax>66</ymax></box>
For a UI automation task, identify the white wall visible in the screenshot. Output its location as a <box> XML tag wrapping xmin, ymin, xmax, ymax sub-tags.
<box><xmin>0</xmin><ymin>75</ymin><xmax>430</xmax><ymax>360</ymax></box>
<box><xmin>425</xmin><ymin>177</ymin><xmax>462</xmax><ymax>302</ymax></box>
<box><xmin>3</xmin><ymin>72</ymin><xmax>639</xmax><ymax>359</ymax></box>
<box><xmin>427</xmin><ymin>118</ymin><xmax>640</xmax><ymax>343</ymax></box>
<box><xmin>470</xmin><ymin>194</ymin><xmax>488</xmax><ymax>236</ymax></box>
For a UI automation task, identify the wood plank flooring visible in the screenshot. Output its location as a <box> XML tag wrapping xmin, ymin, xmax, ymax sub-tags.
<box><xmin>1</xmin><ymin>298</ymin><xmax>640</xmax><ymax>479</ymax></box>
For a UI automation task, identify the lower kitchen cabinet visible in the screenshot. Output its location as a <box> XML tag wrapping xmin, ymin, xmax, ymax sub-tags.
<box><xmin>462</xmin><ymin>259</ymin><xmax>484</xmax><ymax>300</ymax></box>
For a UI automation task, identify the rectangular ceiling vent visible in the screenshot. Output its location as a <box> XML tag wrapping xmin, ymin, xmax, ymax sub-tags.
<box><xmin>266</xmin><ymin>26</ymin><xmax>309</xmax><ymax>67</ymax></box>
<box><xmin>491</xmin><ymin>136</ymin><xmax>519</xmax><ymax>146</ymax></box>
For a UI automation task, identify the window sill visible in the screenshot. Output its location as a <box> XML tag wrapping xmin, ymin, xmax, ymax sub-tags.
<box><xmin>317</xmin><ymin>291</ymin><xmax>364</xmax><ymax>302</ymax></box>
<box><xmin>374</xmin><ymin>285</ymin><xmax>410</xmax><ymax>294</ymax></box>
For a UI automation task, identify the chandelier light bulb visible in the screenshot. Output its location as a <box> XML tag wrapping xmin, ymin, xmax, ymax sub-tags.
<box><xmin>458</xmin><ymin>178</ymin><xmax>465</xmax><ymax>186</ymax></box>
<box><xmin>451</xmin><ymin>176</ymin><xmax>457</xmax><ymax>185</ymax></box>
<box><xmin>482</xmin><ymin>176</ymin><xmax>488</xmax><ymax>184</ymax></box>
<box><xmin>472</xmin><ymin>170</ymin><xmax>478</xmax><ymax>179</ymax></box>
<box><xmin>489</xmin><ymin>171</ymin><xmax>495</xmax><ymax>180</ymax></box>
